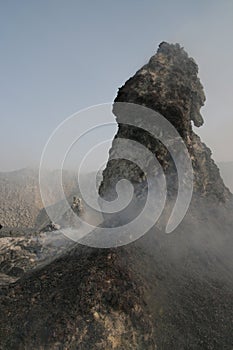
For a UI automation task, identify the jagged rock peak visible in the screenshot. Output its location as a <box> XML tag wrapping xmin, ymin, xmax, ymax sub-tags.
<box><xmin>115</xmin><ymin>41</ymin><xmax>205</xmax><ymax>137</ymax></box>
<box><xmin>100</xmin><ymin>42</ymin><xmax>231</xmax><ymax>202</ymax></box>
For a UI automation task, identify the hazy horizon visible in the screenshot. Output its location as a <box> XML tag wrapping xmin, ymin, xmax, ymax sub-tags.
<box><xmin>1</xmin><ymin>0</ymin><xmax>233</xmax><ymax>171</ymax></box>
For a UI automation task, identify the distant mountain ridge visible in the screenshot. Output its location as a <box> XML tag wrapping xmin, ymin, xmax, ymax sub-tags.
<box><xmin>0</xmin><ymin>168</ymin><xmax>102</xmax><ymax>228</ymax></box>
<box><xmin>0</xmin><ymin>160</ymin><xmax>232</xmax><ymax>229</ymax></box>
<box><xmin>0</xmin><ymin>168</ymin><xmax>41</xmax><ymax>228</ymax></box>
<box><xmin>0</xmin><ymin>168</ymin><xmax>77</xmax><ymax>228</ymax></box>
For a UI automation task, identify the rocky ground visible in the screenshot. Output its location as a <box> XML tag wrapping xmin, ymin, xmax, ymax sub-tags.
<box><xmin>0</xmin><ymin>242</ymin><xmax>156</xmax><ymax>349</ymax></box>
<box><xmin>0</xmin><ymin>227</ymin><xmax>74</xmax><ymax>286</ymax></box>
<box><xmin>0</xmin><ymin>198</ymin><xmax>232</xmax><ymax>349</ymax></box>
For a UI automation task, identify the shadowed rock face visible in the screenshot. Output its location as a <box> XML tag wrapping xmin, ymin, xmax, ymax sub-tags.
<box><xmin>117</xmin><ymin>41</ymin><xmax>205</xmax><ymax>132</ymax></box>
<box><xmin>100</xmin><ymin>42</ymin><xmax>231</xmax><ymax>202</ymax></box>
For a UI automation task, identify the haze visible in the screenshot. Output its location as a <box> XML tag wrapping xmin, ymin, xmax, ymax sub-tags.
<box><xmin>1</xmin><ymin>0</ymin><xmax>233</xmax><ymax>171</ymax></box>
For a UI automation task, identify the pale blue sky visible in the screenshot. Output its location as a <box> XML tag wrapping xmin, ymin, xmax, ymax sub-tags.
<box><xmin>1</xmin><ymin>0</ymin><xmax>233</xmax><ymax>171</ymax></box>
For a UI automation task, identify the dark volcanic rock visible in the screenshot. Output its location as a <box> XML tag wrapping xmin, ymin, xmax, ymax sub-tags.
<box><xmin>0</xmin><ymin>230</ymin><xmax>74</xmax><ymax>286</ymax></box>
<box><xmin>0</xmin><ymin>246</ymin><xmax>156</xmax><ymax>350</ymax></box>
<box><xmin>100</xmin><ymin>42</ymin><xmax>231</xmax><ymax>202</ymax></box>
<box><xmin>0</xmin><ymin>198</ymin><xmax>233</xmax><ymax>349</ymax></box>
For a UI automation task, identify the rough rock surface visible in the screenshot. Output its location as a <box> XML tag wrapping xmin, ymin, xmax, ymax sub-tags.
<box><xmin>0</xmin><ymin>246</ymin><xmax>156</xmax><ymax>350</ymax></box>
<box><xmin>100</xmin><ymin>42</ymin><xmax>231</xmax><ymax>202</ymax></box>
<box><xmin>0</xmin><ymin>198</ymin><xmax>233</xmax><ymax>349</ymax></box>
<box><xmin>0</xmin><ymin>228</ymin><xmax>73</xmax><ymax>286</ymax></box>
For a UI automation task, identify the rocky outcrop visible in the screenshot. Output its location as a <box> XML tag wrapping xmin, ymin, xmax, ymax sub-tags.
<box><xmin>100</xmin><ymin>42</ymin><xmax>231</xmax><ymax>202</ymax></box>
